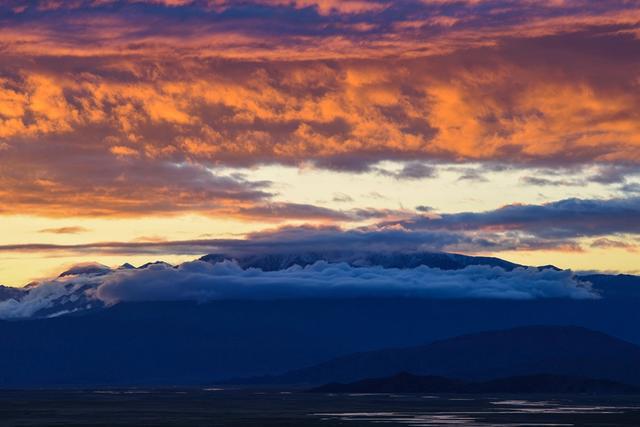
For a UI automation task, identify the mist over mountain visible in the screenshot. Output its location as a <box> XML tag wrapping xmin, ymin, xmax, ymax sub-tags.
<box><xmin>0</xmin><ymin>247</ymin><xmax>637</xmax><ymax>388</ymax></box>
<box><xmin>0</xmin><ymin>286</ymin><xmax>24</xmax><ymax>302</ymax></box>
<box><xmin>199</xmin><ymin>251</ymin><xmax>527</xmax><ymax>272</ymax></box>
<box><xmin>0</xmin><ymin>251</ymin><xmax>605</xmax><ymax>320</ymax></box>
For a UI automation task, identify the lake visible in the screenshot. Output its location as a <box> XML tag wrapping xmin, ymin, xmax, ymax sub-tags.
<box><xmin>0</xmin><ymin>389</ymin><xmax>638</xmax><ymax>426</ymax></box>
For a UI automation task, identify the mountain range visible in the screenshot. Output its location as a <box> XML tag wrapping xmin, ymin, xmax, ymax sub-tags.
<box><xmin>0</xmin><ymin>251</ymin><xmax>637</xmax><ymax>387</ymax></box>
<box><xmin>234</xmin><ymin>325</ymin><xmax>640</xmax><ymax>386</ymax></box>
<box><xmin>199</xmin><ymin>251</ymin><xmax>527</xmax><ymax>272</ymax></box>
<box><xmin>0</xmin><ymin>298</ymin><xmax>638</xmax><ymax>387</ymax></box>
<box><xmin>1</xmin><ymin>250</ymin><xmax>638</xmax><ymax>320</ymax></box>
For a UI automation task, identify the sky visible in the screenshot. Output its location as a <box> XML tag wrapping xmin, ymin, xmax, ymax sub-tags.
<box><xmin>1</xmin><ymin>0</ymin><xmax>640</xmax><ymax>286</ymax></box>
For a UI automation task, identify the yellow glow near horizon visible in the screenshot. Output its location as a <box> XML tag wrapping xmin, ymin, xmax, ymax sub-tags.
<box><xmin>0</xmin><ymin>165</ymin><xmax>637</xmax><ymax>286</ymax></box>
<box><xmin>2</xmin><ymin>0</ymin><xmax>640</xmax><ymax>288</ymax></box>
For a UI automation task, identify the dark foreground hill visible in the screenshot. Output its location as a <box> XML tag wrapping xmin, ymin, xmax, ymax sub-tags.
<box><xmin>311</xmin><ymin>372</ymin><xmax>640</xmax><ymax>394</ymax></box>
<box><xmin>0</xmin><ymin>299</ymin><xmax>640</xmax><ymax>387</ymax></box>
<box><xmin>236</xmin><ymin>325</ymin><xmax>640</xmax><ymax>386</ymax></box>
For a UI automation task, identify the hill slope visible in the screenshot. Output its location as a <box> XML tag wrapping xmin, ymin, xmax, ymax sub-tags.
<box><xmin>0</xmin><ymin>299</ymin><xmax>639</xmax><ymax>387</ymax></box>
<box><xmin>237</xmin><ymin>325</ymin><xmax>640</xmax><ymax>386</ymax></box>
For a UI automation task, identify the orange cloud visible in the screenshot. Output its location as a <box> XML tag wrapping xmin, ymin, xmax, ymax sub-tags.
<box><xmin>2</xmin><ymin>0</ymin><xmax>640</xmax><ymax>217</ymax></box>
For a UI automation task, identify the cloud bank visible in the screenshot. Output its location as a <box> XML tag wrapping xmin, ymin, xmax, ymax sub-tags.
<box><xmin>2</xmin><ymin>196</ymin><xmax>639</xmax><ymax>256</ymax></box>
<box><xmin>0</xmin><ymin>259</ymin><xmax>597</xmax><ymax>319</ymax></box>
<box><xmin>1</xmin><ymin>0</ymin><xmax>640</xmax><ymax>216</ymax></box>
<box><xmin>387</xmin><ymin>197</ymin><xmax>640</xmax><ymax>240</ymax></box>
<box><xmin>97</xmin><ymin>261</ymin><xmax>596</xmax><ymax>302</ymax></box>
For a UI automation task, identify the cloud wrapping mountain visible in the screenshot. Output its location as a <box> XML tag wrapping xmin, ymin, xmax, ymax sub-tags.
<box><xmin>0</xmin><ymin>260</ymin><xmax>596</xmax><ymax>319</ymax></box>
<box><xmin>0</xmin><ymin>277</ymin><xmax>100</xmax><ymax>319</ymax></box>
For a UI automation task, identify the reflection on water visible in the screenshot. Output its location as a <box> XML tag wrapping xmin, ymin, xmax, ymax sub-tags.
<box><xmin>0</xmin><ymin>390</ymin><xmax>638</xmax><ymax>426</ymax></box>
<box><xmin>314</xmin><ymin>412</ymin><xmax>571</xmax><ymax>426</ymax></box>
<box><xmin>315</xmin><ymin>412</ymin><xmax>482</xmax><ymax>426</ymax></box>
<box><xmin>313</xmin><ymin>396</ymin><xmax>640</xmax><ymax>426</ymax></box>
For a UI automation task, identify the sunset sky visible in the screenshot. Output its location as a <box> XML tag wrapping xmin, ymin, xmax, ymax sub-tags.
<box><xmin>1</xmin><ymin>0</ymin><xmax>640</xmax><ymax>286</ymax></box>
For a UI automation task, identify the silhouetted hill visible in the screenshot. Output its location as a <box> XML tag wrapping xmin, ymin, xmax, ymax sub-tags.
<box><xmin>1</xmin><ymin>299</ymin><xmax>640</xmax><ymax>387</ymax></box>
<box><xmin>0</xmin><ymin>285</ymin><xmax>24</xmax><ymax>302</ymax></box>
<box><xmin>238</xmin><ymin>326</ymin><xmax>640</xmax><ymax>386</ymax></box>
<box><xmin>58</xmin><ymin>263</ymin><xmax>111</xmax><ymax>278</ymax></box>
<box><xmin>311</xmin><ymin>372</ymin><xmax>640</xmax><ymax>394</ymax></box>
<box><xmin>200</xmin><ymin>251</ymin><xmax>526</xmax><ymax>271</ymax></box>
<box><xmin>580</xmin><ymin>274</ymin><xmax>640</xmax><ymax>299</ymax></box>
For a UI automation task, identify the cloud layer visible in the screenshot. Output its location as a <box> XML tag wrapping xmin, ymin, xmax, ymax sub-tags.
<box><xmin>388</xmin><ymin>197</ymin><xmax>640</xmax><ymax>240</ymax></box>
<box><xmin>2</xmin><ymin>196</ymin><xmax>638</xmax><ymax>256</ymax></box>
<box><xmin>0</xmin><ymin>258</ymin><xmax>597</xmax><ymax>319</ymax></box>
<box><xmin>1</xmin><ymin>0</ymin><xmax>640</xmax><ymax>216</ymax></box>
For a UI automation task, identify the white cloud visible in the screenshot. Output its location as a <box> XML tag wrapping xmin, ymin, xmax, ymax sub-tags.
<box><xmin>0</xmin><ymin>260</ymin><xmax>597</xmax><ymax>319</ymax></box>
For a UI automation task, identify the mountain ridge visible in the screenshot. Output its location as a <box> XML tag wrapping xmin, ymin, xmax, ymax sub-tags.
<box><xmin>227</xmin><ymin>325</ymin><xmax>640</xmax><ymax>386</ymax></box>
<box><xmin>0</xmin><ymin>299</ymin><xmax>639</xmax><ymax>387</ymax></box>
<box><xmin>0</xmin><ymin>250</ymin><xmax>637</xmax><ymax>320</ymax></box>
<box><xmin>199</xmin><ymin>251</ymin><xmax>534</xmax><ymax>272</ymax></box>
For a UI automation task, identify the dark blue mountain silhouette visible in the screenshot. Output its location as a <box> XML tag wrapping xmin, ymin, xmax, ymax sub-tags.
<box><xmin>232</xmin><ymin>325</ymin><xmax>640</xmax><ymax>386</ymax></box>
<box><xmin>580</xmin><ymin>273</ymin><xmax>640</xmax><ymax>299</ymax></box>
<box><xmin>0</xmin><ymin>247</ymin><xmax>639</xmax><ymax>387</ymax></box>
<box><xmin>200</xmin><ymin>251</ymin><xmax>527</xmax><ymax>271</ymax></box>
<box><xmin>0</xmin><ymin>299</ymin><xmax>639</xmax><ymax>387</ymax></box>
